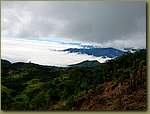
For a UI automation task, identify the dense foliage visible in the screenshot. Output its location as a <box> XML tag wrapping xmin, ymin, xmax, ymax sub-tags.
<box><xmin>1</xmin><ymin>49</ymin><xmax>146</xmax><ymax>110</ymax></box>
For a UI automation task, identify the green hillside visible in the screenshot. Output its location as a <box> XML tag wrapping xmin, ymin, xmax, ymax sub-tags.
<box><xmin>1</xmin><ymin>49</ymin><xmax>146</xmax><ymax>111</ymax></box>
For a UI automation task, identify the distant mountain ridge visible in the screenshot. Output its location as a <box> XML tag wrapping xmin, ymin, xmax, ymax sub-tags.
<box><xmin>63</xmin><ymin>47</ymin><xmax>124</xmax><ymax>58</ymax></box>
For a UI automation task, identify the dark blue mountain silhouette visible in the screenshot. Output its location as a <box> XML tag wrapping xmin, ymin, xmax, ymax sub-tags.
<box><xmin>63</xmin><ymin>47</ymin><xmax>124</xmax><ymax>58</ymax></box>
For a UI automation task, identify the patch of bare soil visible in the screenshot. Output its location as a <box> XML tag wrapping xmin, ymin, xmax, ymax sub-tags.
<box><xmin>72</xmin><ymin>65</ymin><xmax>147</xmax><ymax>111</ymax></box>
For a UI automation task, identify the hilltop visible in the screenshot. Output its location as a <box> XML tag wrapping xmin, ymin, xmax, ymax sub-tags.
<box><xmin>68</xmin><ymin>60</ymin><xmax>100</xmax><ymax>67</ymax></box>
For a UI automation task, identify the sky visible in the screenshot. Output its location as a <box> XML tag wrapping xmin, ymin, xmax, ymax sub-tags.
<box><xmin>1</xmin><ymin>1</ymin><xmax>146</xmax><ymax>66</ymax></box>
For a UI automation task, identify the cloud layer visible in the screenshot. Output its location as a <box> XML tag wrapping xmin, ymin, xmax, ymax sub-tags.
<box><xmin>1</xmin><ymin>38</ymin><xmax>110</xmax><ymax>67</ymax></box>
<box><xmin>2</xmin><ymin>1</ymin><xmax>146</xmax><ymax>48</ymax></box>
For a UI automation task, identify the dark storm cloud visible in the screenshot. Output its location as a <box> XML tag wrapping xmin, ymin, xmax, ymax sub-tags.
<box><xmin>2</xmin><ymin>1</ymin><xmax>146</xmax><ymax>47</ymax></box>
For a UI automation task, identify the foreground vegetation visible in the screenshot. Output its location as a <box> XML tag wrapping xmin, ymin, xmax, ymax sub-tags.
<box><xmin>1</xmin><ymin>49</ymin><xmax>146</xmax><ymax>110</ymax></box>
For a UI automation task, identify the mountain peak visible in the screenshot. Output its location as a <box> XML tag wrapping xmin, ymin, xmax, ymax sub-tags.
<box><xmin>63</xmin><ymin>47</ymin><xmax>123</xmax><ymax>58</ymax></box>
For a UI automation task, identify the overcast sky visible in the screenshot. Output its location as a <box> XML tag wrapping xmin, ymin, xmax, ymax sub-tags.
<box><xmin>1</xmin><ymin>1</ymin><xmax>146</xmax><ymax>66</ymax></box>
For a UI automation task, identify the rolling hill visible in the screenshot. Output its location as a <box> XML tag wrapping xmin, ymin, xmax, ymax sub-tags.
<box><xmin>68</xmin><ymin>60</ymin><xmax>100</xmax><ymax>67</ymax></box>
<box><xmin>1</xmin><ymin>49</ymin><xmax>146</xmax><ymax>111</ymax></box>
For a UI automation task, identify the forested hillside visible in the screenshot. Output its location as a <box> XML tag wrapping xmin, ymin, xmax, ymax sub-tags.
<box><xmin>1</xmin><ymin>49</ymin><xmax>146</xmax><ymax>111</ymax></box>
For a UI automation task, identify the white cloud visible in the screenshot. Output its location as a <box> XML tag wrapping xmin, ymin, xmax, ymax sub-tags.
<box><xmin>1</xmin><ymin>38</ymin><xmax>110</xmax><ymax>67</ymax></box>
